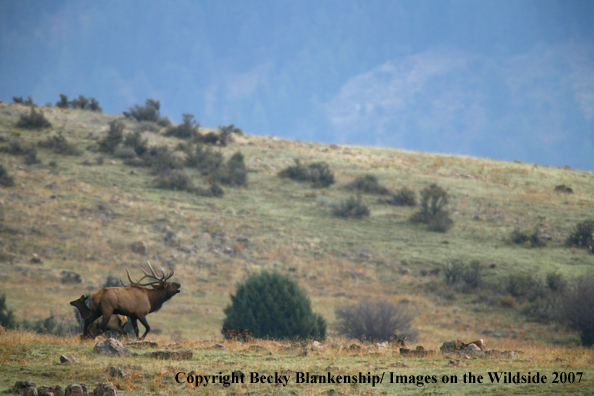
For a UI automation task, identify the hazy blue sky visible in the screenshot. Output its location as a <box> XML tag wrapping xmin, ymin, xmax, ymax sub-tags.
<box><xmin>1</xmin><ymin>0</ymin><xmax>593</xmax><ymax>169</ymax></box>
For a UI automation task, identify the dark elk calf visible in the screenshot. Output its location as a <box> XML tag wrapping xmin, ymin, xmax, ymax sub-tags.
<box><xmin>84</xmin><ymin>262</ymin><xmax>181</xmax><ymax>340</ymax></box>
<box><xmin>70</xmin><ymin>295</ymin><xmax>128</xmax><ymax>338</ymax></box>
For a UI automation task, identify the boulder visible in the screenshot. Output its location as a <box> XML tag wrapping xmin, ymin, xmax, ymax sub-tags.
<box><xmin>60</xmin><ymin>355</ymin><xmax>80</xmax><ymax>364</ymax></box>
<box><xmin>104</xmin><ymin>367</ymin><xmax>130</xmax><ymax>379</ymax></box>
<box><xmin>440</xmin><ymin>340</ymin><xmax>466</xmax><ymax>353</ymax></box>
<box><xmin>64</xmin><ymin>384</ymin><xmax>88</xmax><ymax>396</ymax></box>
<box><xmin>92</xmin><ymin>382</ymin><xmax>117</xmax><ymax>396</ymax></box>
<box><xmin>60</xmin><ymin>271</ymin><xmax>82</xmax><ymax>284</ymax></box>
<box><xmin>94</xmin><ymin>338</ymin><xmax>132</xmax><ymax>357</ymax></box>
<box><xmin>37</xmin><ymin>385</ymin><xmax>62</xmax><ymax>396</ymax></box>
<box><xmin>125</xmin><ymin>340</ymin><xmax>158</xmax><ymax>348</ymax></box>
<box><xmin>130</xmin><ymin>241</ymin><xmax>148</xmax><ymax>255</ymax></box>
<box><xmin>13</xmin><ymin>381</ymin><xmax>36</xmax><ymax>395</ymax></box>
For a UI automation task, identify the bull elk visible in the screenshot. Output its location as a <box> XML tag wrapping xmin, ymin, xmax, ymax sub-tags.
<box><xmin>84</xmin><ymin>262</ymin><xmax>181</xmax><ymax>340</ymax></box>
<box><xmin>70</xmin><ymin>295</ymin><xmax>128</xmax><ymax>338</ymax></box>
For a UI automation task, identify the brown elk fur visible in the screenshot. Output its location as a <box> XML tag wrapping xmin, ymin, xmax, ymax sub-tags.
<box><xmin>70</xmin><ymin>295</ymin><xmax>128</xmax><ymax>338</ymax></box>
<box><xmin>393</xmin><ymin>334</ymin><xmax>407</xmax><ymax>348</ymax></box>
<box><xmin>240</xmin><ymin>328</ymin><xmax>254</xmax><ymax>342</ymax></box>
<box><xmin>85</xmin><ymin>269</ymin><xmax>181</xmax><ymax>340</ymax></box>
<box><xmin>465</xmin><ymin>339</ymin><xmax>485</xmax><ymax>351</ymax></box>
<box><xmin>222</xmin><ymin>327</ymin><xmax>243</xmax><ymax>340</ymax></box>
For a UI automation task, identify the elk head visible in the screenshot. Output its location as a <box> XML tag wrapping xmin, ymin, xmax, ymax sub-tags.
<box><xmin>393</xmin><ymin>334</ymin><xmax>407</xmax><ymax>348</ymax></box>
<box><xmin>123</xmin><ymin>261</ymin><xmax>181</xmax><ymax>294</ymax></box>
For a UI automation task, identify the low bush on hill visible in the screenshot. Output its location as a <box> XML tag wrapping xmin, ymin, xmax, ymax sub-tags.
<box><xmin>164</xmin><ymin>113</ymin><xmax>200</xmax><ymax>139</ymax></box>
<box><xmin>346</xmin><ymin>174</ymin><xmax>389</xmax><ymax>195</ymax></box>
<box><xmin>410</xmin><ymin>184</ymin><xmax>452</xmax><ymax>232</ymax></box>
<box><xmin>16</xmin><ymin>107</ymin><xmax>52</xmax><ymax>129</ymax></box>
<box><xmin>384</xmin><ymin>187</ymin><xmax>417</xmax><ymax>206</ymax></box>
<box><xmin>278</xmin><ymin>159</ymin><xmax>335</xmax><ymax>188</ymax></box>
<box><xmin>223</xmin><ymin>271</ymin><xmax>326</xmax><ymax>340</ymax></box>
<box><xmin>566</xmin><ymin>219</ymin><xmax>594</xmax><ymax>254</ymax></box>
<box><xmin>335</xmin><ymin>300</ymin><xmax>416</xmax><ymax>342</ymax></box>
<box><xmin>332</xmin><ymin>195</ymin><xmax>370</xmax><ymax>218</ymax></box>
<box><xmin>98</xmin><ymin>121</ymin><xmax>125</xmax><ymax>154</ymax></box>
<box><xmin>509</xmin><ymin>228</ymin><xmax>547</xmax><ymax>247</ymax></box>
<box><xmin>123</xmin><ymin>99</ymin><xmax>162</xmax><ymax>122</ymax></box>
<box><xmin>38</xmin><ymin>133</ymin><xmax>82</xmax><ymax>156</ymax></box>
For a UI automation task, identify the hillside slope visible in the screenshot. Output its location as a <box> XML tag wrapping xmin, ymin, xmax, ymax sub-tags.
<box><xmin>1</xmin><ymin>102</ymin><xmax>593</xmax><ymax>345</ymax></box>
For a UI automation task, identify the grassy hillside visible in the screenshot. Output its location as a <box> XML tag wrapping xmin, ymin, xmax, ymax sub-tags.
<box><xmin>1</xmin><ymin>101</ymin><xmax>593</xmax><ymax>395</ymax></box>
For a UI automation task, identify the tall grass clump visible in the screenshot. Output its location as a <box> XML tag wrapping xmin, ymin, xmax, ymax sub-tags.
<box><xmin>335</xmin><ymin>300</ymin><xmax>416</xmax><ymax>342</ymax></box>
<box><xmin>223</xmin><ymin>271</ymin><xmax>326</xmax><ymax>340</ymax></box>
<box><xmin>0</xmin><ymin>165</ymin><xmax>15</xmax><ymax>187</ymax></box>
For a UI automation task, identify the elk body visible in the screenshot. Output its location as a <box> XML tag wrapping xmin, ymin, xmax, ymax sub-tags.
<box><xmin>84</xmin><ymin>263</ymin><xmax>181</xmax><ymax>340</ymax></box>
<box><xmin>70</xmin><ymin>295</ymin><xmax>128</xmax><ymax>338</ymax></box>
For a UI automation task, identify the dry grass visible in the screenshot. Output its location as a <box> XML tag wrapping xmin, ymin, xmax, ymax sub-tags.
<box><xmin>1</xmin><ymin>103</ymin><xmax>594</xmax><ymax>394</ymax></box>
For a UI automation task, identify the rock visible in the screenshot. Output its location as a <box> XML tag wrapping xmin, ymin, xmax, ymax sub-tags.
<box><xmin>449</xmin><ymin>359</ymin><xmax>467</xmax><ymax>367</ymax></box>
<box><xmin>105</xmin><ymin>367</ymin><xmax>130</xmax><ymax>379</ymax></box>
<box><xmin>60</xmin><ymin>355</ymin><xmax>80</xmax><ymax>364</ymax></box>
<box><xmin>130</xmin><ymin>241</ymin><xmax>147</xmax><ymax>255</ymax></box>
<box><xmin>149</xmin><ymin>350</ymin><xmax>193</xmax><ymax>360</ymax></box>
<box><xmin>214</xmin><ymin>343</ymin><xmax>226</xmax><ymax>349</ymax></box>
<box><xmin>554</xmin><ymin>184</ymin><xmax>574</xmax><ymax>193</ymax></box>
<box><xmin>311</xmin><ymin>341</ymin><xmax>323</xmax><ymax>350</ymax></box>
<box><xmin>37</xmin><ymin>385</ymin><xmax>62</xmax><ymax>396</ymax></box>
<box><xmin>125</xmin><ymin>340</ymin><xmax>158</xmax><ymax>348</ymax></box>
<box><xmin>460</xmin><ymin>343</ymin><xmax>483</xmax><ymax>357</ymax></box>
<box><xmin>22</xmin><ymin>388</ymin><xmax>38</xmax><ymax>396</ymax></box>
<box><xmin>440</xmin><ymin>340</ymin><xmax>466</xmax><ymax>353</ymax></box>
<box><xmin>13</xmin><ymin>381</ymin><xmax>37</xmax><ymax>395</ymax></box>
<box><xmin>30</xmin><ymin>254</ymin><xmax>43</xmax><ymax>265</ymax></box>
<box><xmin>65</xmin><ymin>384</ymin><xmax>88</xmax><ymax>396</ymax></box>
<box><xmin>60</xmin><ymin>270</ymin><xmax>82</xmax><ymax>284</ymax></box>
<box><xmin>390</xmin><ymin>361</ymin><xmax>407</xmax><ymax>367</ymax></box>
<box><xmin>94</xmin><ymin>338</ymin><xmax>132</xmax><ymax>357</ymax></box>
<box><xmin>92</xmin><ymin>383</ymin><xmax>117</xmax><ymax>396</ymax></box>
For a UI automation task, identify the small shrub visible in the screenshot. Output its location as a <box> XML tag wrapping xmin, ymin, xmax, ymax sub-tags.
<box><xmin>385</xmin><ymin>187</ymin><xmax>417</xmax><ymax>206</ymax></box>
<box><xmin>164</xmin><ymin>113</ymin><xmax>200</xmax><ymax>139</ymax></box>
<box><xmin>156</xmin><ymin>117</ymin><xmax>172</xmax><ymax>128</ymax></box>
<box><xmin>16</xmin><ymin>107</ymin><xmax>52</xmax><ymax>129</ymax></box>
<box><xmin>123</xmin><ymin>99</ymin><xmax>161</xmax><ymax>122</ymax></box>
<box><xmin>546</xmin><ymin>271</ymin><xmax>568</xmax><ymax>293</ymax></box>
<box><xmin>346</xmin><ymin>174</ymin><xmax>389</xmax><ymax>195</ymax></box>
<box><xmin>38</xmin><ymin>133</ymin><xmax>82</xmax><ymax>156</ymax></box>
<box><xmin>123</xmin><ymin>131</ymin><xmax>148</xmax><ymax>156</ymax></box>
<box><xmin>566</xmin><ymin>220</ymin><xmax>594</xmax><ymax>253</ymax></box>
<box><xmin>69</xmin><ymin>95</ymin><xmax>89</xmax><ymax>109</ymax></box>
<box><xmin>56</xmin><ymin>94</ymin><xmax>70</xmax><ymax>109</ymax></box>
<box><xmin>24</xmin><ymin>149</ymin><xmax>41</xmax><ymax>165</ymax></box>
<box><xmin>335</xmin><ymin>300</ymin><xmax>416</xmax><ymax>342</ymax></box>
<box><xmin>209</xmin><ymin>151</ymin><xmax>247</xmax><ymax>187</ymax></box>
<box><xmin>332</xmin><ymin>195</ymin><xmax>370</xmax><ymax>218</ymax></box>
<box><xmin>504</xmin><ymin>273</ymin><xmax>545</xmax><ymax>302</ymax></box>
<box><xmin>154</xmin><ymin>169</ymin><xmax>195</xmax><ymax>192</ymax></box>
<box><xmin>223</xmin><ymin>271</ymin><xmax>326</xmax><ymax>340</ymax></box>
<box><xmin>278</xmin><ymin>160</ymin><xmax>335</xmax><ymax>188</ymax></box>
<box><xmin>278</xmin><ymin>159</ymin><xmax>309</xmax><ymax>181</ymax></box>
<box><xmin>113</xmin><ymin>147</ymin><xmax>137</xmax><ymax>159</ymax></box>
<box><xmin>195</xmin><ymin>183</ymin><xmax>225</xmax><ymax>198</ymax></box>
<box><xmin>12</xmin><ymin>96</ymin><xmax>23</xmax><ymax>104</ymax></box>
<box><xmin>557</xmin><ymin>274</ymin><xmax>594</xmax><ymax>346</ymax></box>
<box><xmin>443</xmin><ymin>260</ymin><xmax>483</xmax><ymax>290</ymax></box>
<box><xmin>185</xmin><ymin>144</ymin><xmax>224</xmax><ymax>175</ymax></box>
<box><xmin>20</xmin><ymin>312</ymin><xmax>78</xmax><ymax>336</ymax></box>
<box><xmin>0</xmin><ymin>294</ymin><xmax>17</xmax><ymax>329</ymax></box>
<box><xmin>88</xmin><ymin>98</ymin><xmax>102</xmax><ymax>112</ymax></box>
<box><xmin>510</xmin><ymin>229</ymin><xmax>546</xmax><ymax>247</ymax></box>
<box><xmin>135</xmin><ymin>121</ymin><xmax>161</xmax><ymax>133</ymax></box>
<box><xmin>410</xmin><ymin>184</ymin><xmax>452</xmax><ymax>232</ymax></box>
<box><xmin>144</xmin><ymin>145</ymin><xmax>184</xmax><ymax>174</ymax></box>
<box><xmin>499</xmin><ymin>295</ymin><xmax>517</xmax><ymax>308</ymax></box>
<box><xmin>308</xmin><ymin>162</ymin><xmax>335</xmax><ymax>187</ymax></box>
<box><xmin>98</xmin><ymin>120</ymin><xmax>125</xmax><ymax>154</ymax></box>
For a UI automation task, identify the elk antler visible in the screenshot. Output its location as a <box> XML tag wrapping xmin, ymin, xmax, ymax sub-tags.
<box><xmin>122</xmin><ymin>261</ymin><xmax>174</xmax><ymax>286</ymax></box>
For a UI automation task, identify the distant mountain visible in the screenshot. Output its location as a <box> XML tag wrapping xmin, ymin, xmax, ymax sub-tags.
<box><xmin>324</xmin><ymin>42</ymin><xmax>594</xmax><ymax>169</ymax></box>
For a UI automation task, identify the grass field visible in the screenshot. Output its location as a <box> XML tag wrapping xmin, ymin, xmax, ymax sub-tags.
<box><xmin>0</xmin><ymin>101</ymin><xmax>593</xmax><ymax>395</ymax></box>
